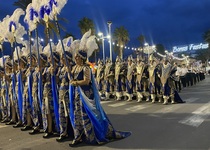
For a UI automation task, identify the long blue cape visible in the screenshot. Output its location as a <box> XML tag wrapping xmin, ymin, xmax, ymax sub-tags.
<box><xmin>12</xmin><ymin>74</ymin><xmax>16</xmax><ymax>101</ymax></box>
<box><xmin>38</xmin><ymin>72</ymin><xmax>43</xmax><ymax>109</ymax></box>
<box><xmin>51</xmin><ymin>74</ymin><xmax>60</xmax><ymax>132</ymax></box>
<box><xmin>17</xmin><ymin>72</ymin><xmax>23</xmax><ymax>121</ymax></box>
<box><xmin>28</xmin><ymin>73</ymin><xmax>33</xmax><ymax>110</ymax></box>
<box><xmin>69</xmin><ymin>72</ymin><xmax>131</xmax><ymax>143</ymax></box>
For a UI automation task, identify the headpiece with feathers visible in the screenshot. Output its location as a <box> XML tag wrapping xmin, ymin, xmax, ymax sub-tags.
<box><xmin>69</xmin><ymin>39</ymin><xmax>80</xmax><ymax>57</ymax></box>
<box><xmin>0</xmin><ymin>17</ymin><xmax>9</xmax><ymax>43</ymax></box>
<box><xmin>49</xmin><ymin>0</ymin><xmax>68</xmax><ymax>18</ymax></box>
<box><xmin>56</xmin><ymin>36</ymin><xmax>73</xmax><ymax>54</ymax></box>
<box><xmin>77</xmin><ymin>29</ymin><xmax>98</xmax><ymax>60</ymax></box>
<box><xmin>3</xmin><ymin>8</ymin><xmax>26</xmax><ymax>45</ymax></box>
<box><xmin>42</xmin><ymin>42</ymin><xmax>56</xmax><ymax>58</ymax></box>
<box><xmin>39</xmin><ymin>0</ymin><xmax>54</xmax><ymax>22</ymax></box>
<box><xmin>13</xmin><ymin>46</ymin><xmax>22</xmax><ymax>63</ymax></box>
<box><xmin>24</xmin><ymin>3</ymin><xmax>37</xmax><ymax>32</ymax></box>
<box><xmin>56</xmin><ymin>36</ymin><xmax>73</xmax><ymax>60</ymax></box>
<box><xmin>0</xmin><ymin>55</ymin><xmax>10</xmax><ymax>67</ymax></box>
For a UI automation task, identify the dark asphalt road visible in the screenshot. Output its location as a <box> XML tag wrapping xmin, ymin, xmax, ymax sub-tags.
<box><xmin>1</xmin><ymin>76</ymin><xmax>210</xmax><ymax>150</ymax></box>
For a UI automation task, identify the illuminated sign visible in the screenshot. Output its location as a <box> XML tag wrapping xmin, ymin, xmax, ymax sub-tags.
<box><xmin>173</xmin><ymin>43</ymin><xmax>209</xmax><ymax>53</ymax></box>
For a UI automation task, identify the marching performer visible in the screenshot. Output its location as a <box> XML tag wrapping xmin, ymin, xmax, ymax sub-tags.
<box><xmin>42</xmin><ymin>50</ymin><xmax>60</xmax><ymax>138</ymax></box>
<box><xmin>56</xmin><ymin>50</ymin><xmax>73</xmax><ymax>142</ymax></box>
<box><xmin>159</xmin><ymin>58</ymin><xmax>183</xmax><ymax>104</ymax></box>
<box><xmin>68</xmin><ymin>30</ymin><xmax>131</xmax><ymax>146</ymax></box>
<box><xmin>20</xmin><ymin>55</ymin><xmax>33</xmax><ymax>131</ymax></box>
<box><xmin>0</xmin><ymin>65</ymin><xmax>9</xmax><ymax>123</ymax></box>
<box><xmin>104</xmin><ymin>58</ymin><xmax>114</xmax><ymax>100</ymax></box>
<box><xmin>28</xmin><ymin>51</ymin><xmax>45</xmax><ymax>134</ymax></box>
<box><xmin>135</xmin><ymin>56</ymin><xmax>146</xmax><ymax>102</ymax></box>
<box><xmin>115</xmin><ymin>56</ymin><xmax>124</xmax><ymax>101</ymax></box>
<box><xmin>5</xmin><ymin>58</ymin><xmax>17</xmax><ymax>125</ymax></box>
<box><xmin>126</xmin><ymin>56</ymin><xmax>136</xmax><ymax>101</ymax></box>
<box><xmin>96</xmin><ymin>59</ymin><xmax>105</xmax><ymax>98</ymax></box>
<box><xmin>148</xmin><ymin>55</ymin><xmax>159</xmax><ymax>103</ymax></box>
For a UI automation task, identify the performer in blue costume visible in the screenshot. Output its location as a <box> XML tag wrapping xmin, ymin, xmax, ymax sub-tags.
<box><xmin>42</xmin><ymin>51</ymin><xmax>60</xmax><ymax>138</ymax></box>
<box><xmin>159</xmin><ymin>58</ymin><xmax>185</xmax><ymax>104</ymax></box>
<box><xmin>28</xmin><ymin>53</ymin><xmax>45</xmax><ymax>134</ymax></box>
<box><xmin>56</xmin><ymin>51</ymin><xmax>73</xmax><ymax>142</ymax></box>
<box><xmin>126</xmin><ymin>56</ymin><xmax>136</xmax><ymax>101</ymax></box>
<box><xmin>69</xmin><ymin>49</ymin><xmax>131</xmax><ymax>147</ymax></box>
<box><xmin>95</xmin><ymin>59</ymin><xmax>105</xmax><ymax>98</ymax></box>
<box><xmin>5</xmin><ymin>59</ymin><xmax>17</xmax><ymax>125</ymax></box>
<box><xmin>20</xmin><ymin>55</ymin><xmax>33</xmax><ymax>131</ymax></box>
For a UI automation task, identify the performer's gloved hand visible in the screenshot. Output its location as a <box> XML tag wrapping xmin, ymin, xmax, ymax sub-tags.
<box><xmin>70</xmin><ymin>80</ymin><xmax>78</xmax><ymax>86</ymax></box>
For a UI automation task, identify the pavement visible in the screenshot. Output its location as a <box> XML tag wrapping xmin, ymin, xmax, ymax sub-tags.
<box><xmin>1</xmin><ymin>76</ymin><xmax>210</xmax><ymax>150</ymax></box>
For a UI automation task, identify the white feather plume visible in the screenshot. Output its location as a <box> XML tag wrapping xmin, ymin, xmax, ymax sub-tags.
<box><xmin>32</xmin><ymin>0</ymin><xmax>43</xmax><ymax>11</ymax></box>
<box><xmin>0</xmin><ymin>16</ymin><xmax>10</xmax><ymax>43</ymax></box>
<box><xmin>0</xmin><ymin>21</ymin><xmax>4</xmax><ymax>43</ymax></box>
<box><xmin>43</xmin><ymin>43</ymin><xmax>56</xmax><ymax>58</ymax></box>
<box><xmin>14</xmin><ymin>23</ymin><xmax>27</xmax><ymax>45</ymax></box>
<box><xmin>70</xmin><ymin>40</ymin><xmax>80</xmax><ymax>56</ymax></box>
<box><xmin>79</xmin><ymin>29</ymin><xmax>91</xmax><ymax>50</ymax></box>
<box><xmin>13</xmin><ymin>46</ymin><xmax>22</xmax><ymax>62</ymax></box>
<box><xmin>32</xmin><ymin>40</ymin><xmax>43</xmax><ymax>54</ymax></box>
<box><xmin>2</xmin><ymin>8</ymin><xmax>26</xmax><ymax>45</ymax></box>
<box><xmin>0</xmin><ymin>55</ymin><xmax>10</xmax><ymax>67</ymax></box>
<box><xmin>39</xmin><ymin>0</ymin><xmax>54</xmax><ymax>21</ymax></box>
<box><xmin>56</xmin><ymin>36</ymin><xmax>73</xmax><ymax>54</ymax></box>
<box><xmin>0</xmin><ymin>57</ymin><xmax>3</xmax><ymax>67</ymax></box>
<box><xmin>51</xmin><ymin>0</ymin><xmax>68</xmax><ymax>16</ymax></box>
<box><xmin>86</xmin><ymin>35</ymin><xmax>98</xmax><ymax>58</ymax></box>
<box><xmin>10</xmin><ymin>8</ymin><xmax>25</xmax><ymax>24</ymax></box>
<box><xmin>24</xmin><ymin>3</ymin><xmax>37</xmax><ymax>32</ymax></box>
<box><xmin>62</xmin><ymin>36</ymin><xmax>73</xmax><ymax>52</ymax></box>
<box><xmin>56</xmin><ymin>40</ymin><xmax>62</xmax><ymax>55</ymax></box>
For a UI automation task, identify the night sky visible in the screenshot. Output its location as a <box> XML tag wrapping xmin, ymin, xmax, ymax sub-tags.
<box><xmin>1</xmin><ymin>0</ymin><xmax>210</xmax><ymax>54</ymax></box>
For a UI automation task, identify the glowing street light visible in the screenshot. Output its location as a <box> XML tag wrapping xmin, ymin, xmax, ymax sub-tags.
<box><xmin>98</xmin><ymin>32</ymin><xmax>105</xmax><ymax>63</ymax></box>
<box><xmin>107</xmin><ymin>21</ymin><xmax>112</xmax><ymax>62</ymax></box>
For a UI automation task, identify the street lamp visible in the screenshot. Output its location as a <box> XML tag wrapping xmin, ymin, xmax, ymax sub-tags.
<box><xmin>98</xmin><ymin>32</ymin><xmax>105</xmax><ymax>63</ymax></box>
<box><xmin>144</xmin><ymin>43</ymin><xmax>149</xmax><ymax>62</ymax></box>
<box><xmin>107</xmin><ymin>21</ymin><xmax>112</xmax><ymax>62</ymax></box>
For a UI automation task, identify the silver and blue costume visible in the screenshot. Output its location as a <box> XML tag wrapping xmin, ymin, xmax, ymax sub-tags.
<box><xmin>69</xmin><ymin>64</ymin><xmax>131</xmax><ymax>144</ymax></box>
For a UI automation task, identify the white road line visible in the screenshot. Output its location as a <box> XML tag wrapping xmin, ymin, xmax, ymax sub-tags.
<box><xmin>125</xmin><ymin>105</ymin><xmax>149</xmax><ymax>112</ymax></box>
<box><xmin>184</xmin><ymin>97</ymin><xmax>200</xmax><ymax>103</ymax></box>
<box><xmin>179</xmin><ymin>102</ymin><xmax>210</xmax><ymax>127</ymax></box>
<box><xmin>100</xmin><ymin>100</ymin><xmax>112</xmax><ymax>104</ymax></box>
<box><xmin>154</xmin><ymin>105</ymin><xmax>182</xmax><ymax>114</ymax></box>
<box><xmin>108</xmin><ymin>102</ymin><xmax>127</xmax><ymax>107</ymax></box>
<box><xmin>154</xmin><ymin>97</ymin><xmax>200</xmax><ymax>114</ymax></box>
<box><xmin>0</xmin><ymin>124</ymin><xmax>8</xmax><ymax>128</ymax></box>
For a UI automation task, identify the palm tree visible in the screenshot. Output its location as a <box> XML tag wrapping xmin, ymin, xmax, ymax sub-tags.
<box><xmin>156</xmin><ymin>44</ymin><xmax>165</xmax><ymax>55</ymax></box>
<box><xmin>137</xmin><ymin>34</ymin><xmax>145</xmax><ymax>58</ymax></box>
<box><xmin>78</xmin><ymin>17</ymin><xmax>97</xmax><ymax>62</ymax></box>
<box><xmin>13</xmin><ymin>0</ymin><xmax>32</xmax><ymax>10</ymax></box>
<box><xmin>203</xmin><ymin>30</ymin><xmax>210</xmax><ymax>57</ymax></box>
<box><xmin>78</xmin><ymin>17</ymin><xmax>95</xmax><ymax>35</ymax></box>
<box><xmin>195</xmin><ymin>49</ymin><xmax>209</xmax><ymax>63</ymax></box>
<box><xmin>113</xmin><ymin>26</ymin><xmax>129</xmax><ymax>60</ymax></box>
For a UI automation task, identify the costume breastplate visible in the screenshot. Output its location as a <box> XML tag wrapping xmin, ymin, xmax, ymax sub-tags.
<box><xmin>136</xmin><ymin>63</ymin><xmax>144</xmax><ymax>81</ymax></box>
<box><xmin>161</xmin><ymin>64</ymin><xmax>171</xmax><ymax>85</ymax></box>
<box><xmin>59</xmin><ymin>67</ymin><xmax>69</xmax><ymax>88</ymax></box>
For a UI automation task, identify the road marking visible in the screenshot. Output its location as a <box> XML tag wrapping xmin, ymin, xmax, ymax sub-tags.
<box><xmin>179</xmin><ymin>102</ymin><xmax>210</xmax><ymax>127</ymax></box>
<box><xmin>108</xmin><ymin>102</ymin><xmax>127</xmax><ymax>107</ymax></box>
<box><xmin>100</xmin><ymin>100</ymin><xmax>112</xmax><ymax>104</ymax></box>
<box><xmin>0</xmin><ymin>124</ymin><xmax>8</xmax><ymax>128</ymax></box>
<box><xmin>125</xmin><ymin>105</ymin><xmax>149</xmax><ymax>112</ymax></box>
<box><xmin>154</xmin><ymin>105</ymin><xmax>182</xmax><ymax>114</ymax></box>
<box><xmin>153</xmin><ymin>98</ymin><xmax>200</xmax><ymax>114</ymax></box>
<box><xmin>184</xmin><ymin>97</ymin><xmax>199</xmax><ymax>103</ymax></box>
